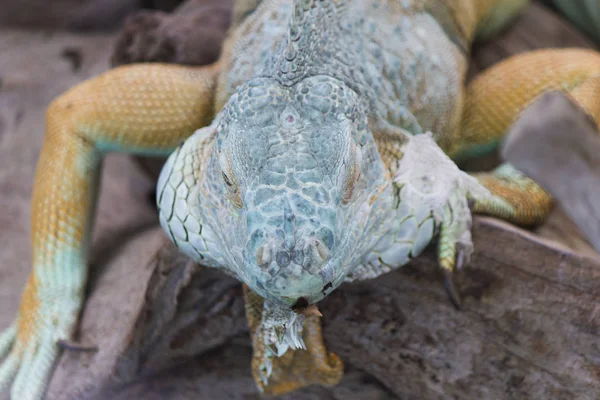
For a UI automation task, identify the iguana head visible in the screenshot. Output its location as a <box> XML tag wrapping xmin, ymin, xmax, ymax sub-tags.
<box><xmin>158</xmin><ymin>75</ymin><xmax>390</xmax><ymax>310</ymax></box>
<box><xmin>207</xmin><ymin>75</ymin><xmax>390</xmax><ymax>306</ymax></box>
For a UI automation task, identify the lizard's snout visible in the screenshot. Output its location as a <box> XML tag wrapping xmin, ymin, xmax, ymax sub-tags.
<box><xmin>255</xmin><ymin>236</ymin><xmax>329</xmax><ymax>274</ymax></box>
<box><xmin>244</xmin><ymin>192</ymin><xmax>337</xmax><ymax>305</ymax></box>
<box><xmin>249</xmin><ymin>232</ymin><xmax>332</xmax><ymax>305</ymax></box>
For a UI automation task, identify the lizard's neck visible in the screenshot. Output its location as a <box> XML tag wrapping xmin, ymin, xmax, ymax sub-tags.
<box><xmin>264</xmin><ymin>0</ymin><xmax>364</xmax><ymax>94</ymax></box>
<box><xmin>264</xmin><ymin>0</ymin><xmax>507</xmax><ymax>85</ymax></box>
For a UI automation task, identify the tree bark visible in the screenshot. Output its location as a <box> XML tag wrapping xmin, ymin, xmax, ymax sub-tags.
<box><xmin>46</xmin><ymin>218</ymin><xmax>600</xmax><ymax>400</ymax></box>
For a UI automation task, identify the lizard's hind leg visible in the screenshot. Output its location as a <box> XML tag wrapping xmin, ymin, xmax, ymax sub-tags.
<box><xmin>0</xmin><ymin>62</ymin><xmax>220</xmax><ymax>400</ymax></box>
<box><xmin>453</xmin><ymin>48</ymin><xmax>600</xmax><ymax>226</ymax></box>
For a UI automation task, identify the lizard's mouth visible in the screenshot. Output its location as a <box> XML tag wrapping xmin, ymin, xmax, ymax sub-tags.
<box><xmin>291</xmin><ymin>296</ymin><xmax>310</xmax><ymax>310</ymax></box>
<box><xmin>241</xmin><ymin>255</ymin><xmax>330</xmax><ymax>306</ymax></box>
<box><xmin>259</xmin><ymin>272</ymin><xmax>328</xmax><ymax>306</ymax></box>
<box><xmin>243</xmin><ymin>223</ymin><xmax>340</xmax><ymax>306</ymax></box>
<box><xmin>291</xmin><ymin>297</ymin><xmax>324</xmax><ymax>317</ymax></box>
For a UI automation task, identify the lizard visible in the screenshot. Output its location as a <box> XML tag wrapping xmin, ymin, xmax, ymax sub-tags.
<box><xmin>1</xmin><ymin>0</ymin><xmax>599</xmax><ymax>398</ymax></box>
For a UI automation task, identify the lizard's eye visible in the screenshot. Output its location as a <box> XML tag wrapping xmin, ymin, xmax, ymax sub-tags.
<box><xmin>222</xmin><ymin>171</ymin><xmax>234</xmax><ymax>187</ymax></box>
<box><xmin>222</xmin><ymin>170</ymin><xmax>242</xmax><ymax>207</ymax></box>
<box><xmin>341</xmin><ymin>144</ymin><xmax>362</xmax><ymax>204</ymax></box>
<box><xmin>219</xmin><ymin>151</ymin><xmax>242</xmax><ymax>207</ymax></box>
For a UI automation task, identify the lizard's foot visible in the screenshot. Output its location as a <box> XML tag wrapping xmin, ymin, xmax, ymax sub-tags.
<box><xmin>0</xmin><ymin>274</ymin><xmax>84</xmax><ymax>400</ymax></box>
<box><xmin>470</xmin><ymin>163</ymin><xmax>553</xmax><ymax>226</ymax></box>
<box><xmin>244</xmin><ymin>286</ymin><xmax>343</xmax><ymax>395</ymax></box>
<box><xmin>394</xmin><ymin>132</ymin><xmax>496</xmax><ymax>307</ymax></box>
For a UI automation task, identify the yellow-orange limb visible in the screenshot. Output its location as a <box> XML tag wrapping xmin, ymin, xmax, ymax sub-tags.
<box><xmin>1</xmin><ymin>62</ymin><xmax>219</xmax><ymax>400</ymax></box>
<box><xmin>453</xmin><ymin>49</ymin><xmax>600</xmax><ymax>225</ymax></box>
<box><xmin>243</xmin><ymin>285</ymin><xmax>343</xmax><ymax>396</ymax></box>
<box><xmin>456</xmin><ymin>48</ymin><xmax>600</xmax><ymax>158</ymax></box>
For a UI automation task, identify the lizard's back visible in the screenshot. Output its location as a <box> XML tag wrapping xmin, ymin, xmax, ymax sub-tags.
<box><xmin>216</xmin><ymin>0</ymin><xmax>470</xmax><ymax>152</ymax></box>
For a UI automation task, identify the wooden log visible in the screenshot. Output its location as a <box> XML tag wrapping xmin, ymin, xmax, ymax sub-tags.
<box><xmin>46</xmin><ymin>217</ymin><xmax>600</xmax><ymax>399</ymax></box>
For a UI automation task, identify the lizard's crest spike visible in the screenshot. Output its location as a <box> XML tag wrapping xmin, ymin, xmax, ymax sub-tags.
<box><xmin>275</xmin><ymin>0</ymin><xmax>345</xmax><ymax>85</ymax></box>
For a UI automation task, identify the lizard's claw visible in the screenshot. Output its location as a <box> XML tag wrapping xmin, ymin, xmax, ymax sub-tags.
<box><xmin>442</xmin><ymin>266</ymin><xmax>462</xmax><ymax>310</ymax></box>
<box><xmin>443</xmin><ymin>248</ymin><xmax>465</xmax><ymax>309</ymax></box>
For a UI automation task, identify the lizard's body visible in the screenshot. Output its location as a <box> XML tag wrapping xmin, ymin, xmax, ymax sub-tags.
<box><xmin>220</xmin><ymin>0</ymin><xmax>466</xmax><ymax>138</ymax></box>
<box><xmin>1</xmin><ymin>0</ymin><xmax>599</xmax><ymax>398</ymax></box>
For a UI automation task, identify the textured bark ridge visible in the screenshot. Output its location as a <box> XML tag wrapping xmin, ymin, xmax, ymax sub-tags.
<box><xmin>36</xmin><ymin>1</ymin><xmax>600</xmax><ymax>399</ymax></box>
<box><xmin>111</xmin><ymin>0</ymin><xmax>232</xmax><ymax>67</ymax></box>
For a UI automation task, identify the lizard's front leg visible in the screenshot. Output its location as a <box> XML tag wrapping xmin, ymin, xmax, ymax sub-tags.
<box><xmin>417</xmin><ymin>48</ymin><xmax>600</xmax><ymax>298</ymax></box>
<box><xmin>389</xmin><ymin>132</ymin><xmax>496</xmax><ymax>307</ymax></box>
<box><xmin>0</xmin><ymin>62</ymin><xmax>219</xmax><ymax>400</ymax></box>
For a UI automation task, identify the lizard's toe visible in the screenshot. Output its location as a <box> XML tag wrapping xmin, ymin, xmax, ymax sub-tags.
<box><xmin>11</xmin><ymin>341</ymin><xmax>37</xmax><ymax>397</ymax></box>
<box><xmin>0</xmin><ymin>347</ymin><xmax>20</xmax><ymax>393</ymax></box>
<box><xmin>3</xmin><ymin>329</ymin><xmax>61</xmax><ymax>400</ymax></box>
<box><xmin>0</xmin><ymin>294</ymin><xmax>80</xmax><ymax>400</ymax></box>
<box><xmin>16</xmin><ymin>335</ymin><xmax>58</xmax><ymax>400</ymax></box>
<box><xmin>0</xmin><ymin>323</ymin><xmax>16</xmax><ymax>360</ymax></box>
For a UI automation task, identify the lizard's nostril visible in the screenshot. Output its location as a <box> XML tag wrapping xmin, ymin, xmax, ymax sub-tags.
<box><xmin>276</xmin><ymin>250</ymin><xmax>291</xmax><ymax>267</ymax></box>
<box><xmin>305</xmin><ymin>239</ymin><xmax>328</xmax><ymax>269</ymax></box>
<box><xmin>315</xmin><ymin>240</ymin><xmax>328</xmax><ymax>262</ymax></box>
<box><xmin>256</xmin><ymin>244</ymin><xmax>271</xmax><ymax>268</ymax></box>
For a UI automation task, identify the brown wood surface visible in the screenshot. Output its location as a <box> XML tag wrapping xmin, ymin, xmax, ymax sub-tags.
<box><xmin>46</xmin><ymin>218</ymin><xmax>600</xmax><ymax>400</ymax></box>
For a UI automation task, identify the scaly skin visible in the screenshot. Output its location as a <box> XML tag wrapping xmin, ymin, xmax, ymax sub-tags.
<box><xmin>1</xmin><ymin>0</ymin><xmax>599</xmax><ymax>399</ymax></box>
